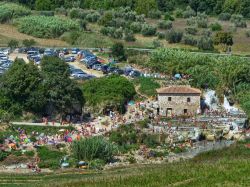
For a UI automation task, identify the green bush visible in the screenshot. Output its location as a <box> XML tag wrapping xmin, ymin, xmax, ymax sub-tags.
<box><xmin>16</xmin><ymin>16</ymin><xmax>80</xmax><ymax>38</ymax></box>
<box><xmin>218</xmin><ymin>13</ymin><xmax>231</xmax><ymax>21</ymax></box>
<box><xmin>72</xmin><ymin>136</ymin><xmax>116</xmax><ymax>162</ymax></box>
<box><xmin>0</xmin><ymin>150</ymin><xmax>9</xmax><ymax>161</ymax></box>
<box><xmin>166</xmin><ymin>29</ymin><xmax>183</xmax><ymax>43</ymax></box>
<box><xmin>0</xmin><ymin>9</ymin><xmax>11</xmax><ymax>23</ymax></box>
<box><xmin>141</xmin><ymin>24</ymin><xmax>156</xmax><ymax>36</ymax></box>
<box><xmin>157</xmin><ymin>32</ymin><xmax>165</xmax><ymax>39</ymax></box>
<box><xmin>197</xmin><ymin>36</ymin><xmax>214</xmax><ymax>51</ymax></box>
<box><xmin>182</xmin><ymin>34</ymin><xmax>197</xmax><ymax>46</ymax></box>
<box><xmin>175</xmin><ymin>8</ymin><xmax>183</xmax><ymax>18</ymax></box>
<box><xmin>210</xmin><ymin>22</ymin><xmax>222</xmax><ymax>31</ymax></box>
<box><xmin>124</xmin><ymin>30</ymin><xmax>136</xmax><ymax>42</ymax></box>
<box><xmin>164</xmin><ymin>13</ymin><xmax>175</xmax><ymax>21</ymax></box>
<box><xmin>69</xmin><ymin>8</ymin><xmax>81</xmax><ymax>19</ymax></box>
<box><xmin>246</xmin><ymin>30</ymin><xmax>250</xmax><ymax>37</ymax></box>
<box><xmin>25</xmin><ymin>150</ymin><xmax>35</xmax><ymax>157</ymax></box>
<box><xmin>143</xmin><ymin>134</ymin><xmax>159</xmax><ymax>148</ymax></box>
<box><xmin>158</xmin><ymin>21</ymin><xmax>172</xmax><ymax>30</ymax></box>
<box><xmin>185</xmin><ymin>27</ymin><xmax>198</xmax><ymax>35</ymax></box>
<box><xmin>86</xmin><ymin>12</ymin><xmax>100</xmax><ymax>23</ymax></box>
<box><xmin>82</xmin><ymin>75</ymin><xmax>135</xmax><ymax>113</ymax></box>
<box><xmin>148</xmin><ymin>10</ymin><xmax>161</xmax><ymax>19</ymax></box>
<box><xmin>89</xmin><ymin>159</ymin><xmax>106</xmax><ymax>170</ymax></box>
<box><xmin>230</xmin><ymin>14</ymin><xmax>247</xmax><ymax>28</ymax></box>
<box><xmin>130</xmin><ymin>22</ymin><xmax>142</xmax><ymax>33</ymax></box>
<box><xmin>183</xmin><ymin>6</ymin><xmax>196</xmax><ymax>18</ymax></box>
<box><xmin>37</xmin><ymin>146</ymin><xmax>65</xmax><ymax>169</ymax></box>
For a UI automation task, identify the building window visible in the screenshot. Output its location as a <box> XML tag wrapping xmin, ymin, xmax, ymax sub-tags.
<box><xmin>187</xmin><ymin>97</ymin><xmax>191</xmax><ymax>102</ymax></box>
<box><xmin>168</xmin><ymin>97</ymin><xmax>172</xmax><ymax>101</ymax></box>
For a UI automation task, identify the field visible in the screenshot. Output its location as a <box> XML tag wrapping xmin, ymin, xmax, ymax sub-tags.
<box><xmin>0</xmin><ymin>140</ymin><xmax>249</xmax><ymax>187</ymax></box>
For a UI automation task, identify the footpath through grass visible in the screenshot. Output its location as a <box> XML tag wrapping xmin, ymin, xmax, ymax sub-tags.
<box><xmin>0</xmin><ymin>140</ymin><xmax>250</xmax><ymax>187</ymax></box>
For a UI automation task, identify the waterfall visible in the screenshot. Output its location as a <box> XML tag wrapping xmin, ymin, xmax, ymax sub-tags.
<box><xmin>204</xmin><ymin>90</ymin><xmax>219</xmax><ymax>110</ymax></box>
<box><xmin>223</xmin><ymin>95</ymin><xmax>239</xmax><ymax>112</ymax></box>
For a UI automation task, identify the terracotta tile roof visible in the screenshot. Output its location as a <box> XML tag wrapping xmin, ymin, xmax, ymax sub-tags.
<box><xmin>157</xmin><ymin>86</ymin><xmax>201</xmax><ymax>94</ymax></box>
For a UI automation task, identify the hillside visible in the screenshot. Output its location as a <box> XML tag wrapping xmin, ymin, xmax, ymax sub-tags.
<box><xmin>0</xmin><ymin>140</ymin><xmax>249</xmax><ymax>187</ymax></box>
<box><xmin>0</xmin><ymin>1</ymin><xmax>250</xmax><ymax>54</ymax></box>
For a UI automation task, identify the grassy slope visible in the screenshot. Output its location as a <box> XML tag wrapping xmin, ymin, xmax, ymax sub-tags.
<box><xmin>1</xmin><ymin>16</ymin><xmax>250</xmax><ymax>54</ymax></box>
<box><xmin>0</xmin><ymin>140</ymin><xmax>249</xmax><ymax>187</ymax></box>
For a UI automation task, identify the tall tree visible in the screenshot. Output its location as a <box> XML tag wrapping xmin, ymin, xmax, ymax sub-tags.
<box><xmin>41</xmin><ymin>56</ymin><xmax>84</xmax><ymax>116</ymax></box>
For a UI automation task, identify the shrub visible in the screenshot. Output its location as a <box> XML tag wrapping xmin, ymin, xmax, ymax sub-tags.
<box><xmin>218</xmin><ymin>13</ymin><xmax>231</xmax><ymax>21</ymax></box>
<box><xmin>16</xmin><ymin>16</ymin><xmax>80</xmax><ymax>38</ymax></box>
<box><xmin>210</xmin><ymin>22</ymin><xmax>222</xmax><ymax>31</ymax></box>
<box><xmin>197</xmin><ymin>13</ymin><xmax>208</xmax><ymax>28</ymax></box>
<box><xmin>37</xmin><ymin>146</ymin><xmax>65</xmax><ymax>169</ymax></box>
<box><xmin>175</xmin><ymin>8</ymin><xmax>183</xmax><ymax>18</ymax></box>
<box><xmin>141</xmin><ymin>24</ymin><xmax>157</xmax><ymax>36</ymax></box>
<box><xmin>197</xmin><ymin>36</ymin><xmax>214</xmax><ymax>50</ymax></box>
<box><xmin>72</xmin><ymin>136</ymin><xmax>116</xmax><ymax>162</ymax></box>
<box><xmin>148</xmin><ymin>10</ymin><xmax>161</xmax><ymax>19</ymax></box>
<box><xmin>230</xmin><ymin>14</ymin><xmax>247</xmax><ymax>28</ymax></box>
<box><xmin>69</xmin><ymin>8</ymin><xmax>81</xmax><ymax>19</ymax></box>
<box><xmin>153</xmin><ymin>39</ymin><xmax>162</xmax><ymax>48</ymax></box>
<box><xmin>0</xmin><ymin>9</ymin><xmax>12</xmax><ymax>23</ymax></box>
<box><xmin>124</xmin><ymin>30</ymin><xmax>136</xmax><ymax>42</ymax></box>
<box><xmin>86</xmin><ymin>12</ymin><xmax>100</xmax><ymax>23</ymax></box>
<box><xmin>164</xmin><ymin>13</ymin><xmax>175</xmax><ymax>21</ymax></box>
<box><xmin>8</xmin><ymin>39</ymin><xmax>19</xmax><ymax>49</ymax></box>
<box><xmin>166</xmin><ymin>29</ymin><xmax>183</xmax><ymax>43</ymax></box>
<box><xmin>185</xmin><ymin>27</ymin><xmax>198</xmax><ymax>35</ymax></box>
<box><xmin>113</xmin><ymin>28</ymin><xmax>123</xmax><ymax>39</ymax></box>
<box><xmin>246</xmin><ymin>30</ymin><xmax>250</xmax><ymax>37</ymax></box>
<box><xmin>182</xmin><ymin>34</ymin><xmax>197</xmax><ymax>46</ymax></box>
<box><xmin>158</xmin><ymin>21</ymin><xmax>172</xmax><ymax>30</ymax></box>
<box><xmin>0</xmin><ymin>150</ymin><xmax>9</xmax><ymax>161</ymax></box>
<box><xmin>136</xmin><ymin>15</ymin><xmax>145</xmax><ymax>22</ymax></box>
<box><xmin>157</xmin><ymin>32</ymin><xmax>165</xmax><ymax>39</ymax></box>
<box><xmin>22</xmin><ymin>39</ymin><xmax>36</xmax><ymax>48</ymax></box>
<box><xmin>130</xmin><ymin>22</ymin><xmax>142</xmax><ymax>33</ymax></box>
<box><xmin>183</xmin><ymin>6</ymin><xmax>196</xmax><ymax>18</ymax></box>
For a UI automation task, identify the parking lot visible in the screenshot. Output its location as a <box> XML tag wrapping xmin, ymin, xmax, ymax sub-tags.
<box><xmin>1</xmin><ymin>47</ymin><xmax>147</xmax><ymax>80</ymax></box>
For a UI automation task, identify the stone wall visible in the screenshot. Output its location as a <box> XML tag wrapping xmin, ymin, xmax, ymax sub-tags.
<box><xmin>158</xmin><ymin>93</ymin><xmax>200</xmax><ymax>116</ymax></box>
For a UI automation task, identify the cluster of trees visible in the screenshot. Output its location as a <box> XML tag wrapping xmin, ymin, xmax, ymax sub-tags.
<box><xmin>0</xmin><ymin>57</ymin><xmax>84</xmax><ymax>122</ymax></box>
<box><xmin>12</xmin><ymin>0</ymin><xmax>250</xmax><ymax>18</ymax></box>
<box><xmin>82</xmin><ymin>75</ymin><xmax>136</xmax><ymax>114</ymax></box>
<box><xmin>146</xmin><ymin>48</ymin><xmax>250</xmax><ymax>116</ymax></box>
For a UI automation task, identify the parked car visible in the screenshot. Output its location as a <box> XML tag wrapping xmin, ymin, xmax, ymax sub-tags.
<box><xmin>64</xmin><ymin>56</ymin><xmax>75</xmax><ymax>62</ymax></box>
<box><xmin>129</xmin><ymin>70</ymin><xmax>141</xmax><ymax>77</ymax></box>
<box><xmin>71</xmin><ymin>48</ymin><xmax>80</xmax><ymax>54</ymax></box>
<box><xmin>101</xmin><ymin>65</ymin><xmax>109</xmax><ymax>74</ymax></box>
<box><xmin>113</xmin><ymin>68</ymin><xmax>124</xmax><ymax>75</ymax></box>
<box><xmin>63</xmin><ymin>48</ymin><xmax>69</xmax><ymax>55</ymax></box>
<box><xmin>0</xmin><ymin>54</ymin><xmax>8</xmax><ymax>60</ymax></box>
<box><xmin>92</xmin><ymin>64</ymin><xmax>102</xmax><ymax>70</ymax></box>
<box><xmin>71</xmin><ymin>72</ymin><xmax>87</xmax><ymax>78</ymax></box>
<box><xmin>86</xmin><ymin>61</ymin><xmax>100</xmax><ymax>69</ymax></box>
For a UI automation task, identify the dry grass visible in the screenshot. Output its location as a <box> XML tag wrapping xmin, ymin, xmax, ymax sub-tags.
<box><xmin>0</xmin><ymin>24</ymin><xmax>68</xmax><ymax>47</ymax></box>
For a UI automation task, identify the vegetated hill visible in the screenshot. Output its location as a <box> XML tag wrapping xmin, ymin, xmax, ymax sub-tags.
<box><xmin>1</xmin><ymin>1</ymin><xmax>250</xmax><ymax>54</ymax></box>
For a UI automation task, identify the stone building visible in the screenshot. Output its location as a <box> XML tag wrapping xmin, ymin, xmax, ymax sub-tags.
<box><xmin>156</xmin><ymin>86</ymin><xmax>201</xmax><ymax>116</ymax></box>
